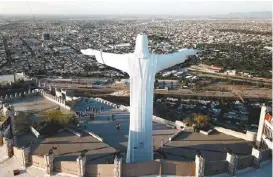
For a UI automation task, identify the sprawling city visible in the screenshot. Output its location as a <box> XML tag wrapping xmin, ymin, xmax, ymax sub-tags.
<box><xmin>0</xmin><ymin>1</ymin><xmax>272</xmax><ymax>177</ymax></box>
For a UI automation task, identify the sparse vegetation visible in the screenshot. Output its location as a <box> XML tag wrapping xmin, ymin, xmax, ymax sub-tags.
<box><xmin>193</xmin><ymin>114</ymin><xmax>209</xmax><ymax>129</ymax></box>
<box><xmin>42</xmin><ymin>110</ymin><xmax>76</xmax><ymax>128</ymax></box>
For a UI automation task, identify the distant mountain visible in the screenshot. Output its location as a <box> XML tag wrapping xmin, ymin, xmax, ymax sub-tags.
<box><xmin>217</xmin><ymin>11</ymin><xmax>272</xmax><ymax>19</ymax></box>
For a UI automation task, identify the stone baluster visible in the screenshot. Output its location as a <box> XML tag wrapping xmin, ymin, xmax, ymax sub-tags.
<box><xmin>226</xmin><ymin>150</ymin><xmax>238</xmax><ymax>177</ymax></box>
<box><xmin>252</xmin><ymin>147</ymin><xmax>262</xmax><ymax>168</ymax></box>
<box><xmin>44</xmin><ymin>152</ymin><xmax>54</xmax><ymax>175</ymax></box>
<box><xmin>3</xmin><ymin>138</ymin><xmax>13</xmax><ymax>158</ymax></box>
<box><xmin>77</xmin><ymin>154</ymin><xmax>86</xmax><ymax>177</ymax></box>
<box><xmin>22</xmin><ymin>146</ymin><xmax>31</xmax><ymax>167</ymax></box>
<box><xmin>195</xmin><ymin>153</ymin><xmax>205</xmax><ymax>177</ymax></box>
<box><xmin>114</xmin><ymin>156</ymin><xmax>122</xmax><ymax>177</ymax></box>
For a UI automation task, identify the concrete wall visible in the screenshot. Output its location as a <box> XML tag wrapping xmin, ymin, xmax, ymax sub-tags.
<box><xmin>261</xmin><ymin>149</ymin><xmax>272</xmax><ymax>161</ymax></box>
<box><xmin>30</xmin><ymin>126</ymin><xmax>40</xmax><ymax>138</ymax></box>
<box><xmin>204</xmin><ymin>160</ymin><xmax>228</xmax><ymax>176</ymax></box>
<box><xmin>31</xmin><ymin>155</ymin><xmax>44</xmax><ymax>168</ymax></box>
<box><xmin>237</xmin><ymin>155</ymin><xmax>254</xmax><ymax>170</ymax></box>
<box><xmin>122</xmin><ymin>161</ymin><xmax>160</xmax><ymax>177</ymax></box>
<box><xmin>86</xmin><ymin>164</ymin><xmax>115</xmax><ymax>177</ymax></box>
<box><xmin>161</xmin><ymin>160</ymin><xmax>195</xmax><ymax>176</ymax></box>
<box><xmin>40</xmin><ymin>90</ymin><xmax>71</xmax><ymax>110</ymax></box>
<box><xmin>214</xmin><ymin>127</ymin><xmax>257</xmax><ymax>141</ymax></box>
<box><xmin>54</xmin><ymin>160</ymin><xmax>78</xmax><ymax>175</ymax></box>
<box><xmin>82</xmin><ymin>129</ymin><xmax>103</xmax><ymax>142</ymax></box>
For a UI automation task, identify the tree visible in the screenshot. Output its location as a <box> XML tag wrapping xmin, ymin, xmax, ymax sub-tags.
<box><xmin>42</xmin><ymin>110</ymin><xmax>75</xmax><ymax>128</ymax></box>
<box><xmin>193</xmin><ymin>114</ymin><xmax>208</xmax><ymax>129</ymax></box>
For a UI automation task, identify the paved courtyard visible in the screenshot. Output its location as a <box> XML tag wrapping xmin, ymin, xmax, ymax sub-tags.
<box><xmin>9</xmin><ymin>96</ymin><xmax>59</xmax><ymax>112</ymax></box>
<box><xmin>74</xmin><ymin>98</ymin><xmax>178</xmax><ymax>153</ymax></box>
<box><xmin>16</xmin><ymin>131</ymin><xmax>116</xmax><ymax>164</ymax></box>
<box><xmin>163</xmin><ymin>131</ymin><xmax>253</xmax><ymax>161</ymax></box>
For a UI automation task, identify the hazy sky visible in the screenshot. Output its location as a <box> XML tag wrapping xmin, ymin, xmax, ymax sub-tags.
<box><xmin>0</xmin><ymin>0</ymin><xmax>272</xmax><ymax>15</ymax></box>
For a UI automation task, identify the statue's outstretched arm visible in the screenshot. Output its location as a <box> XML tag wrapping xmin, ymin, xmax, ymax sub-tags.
<box><xmin>154</xmin><ymin>49</ymin><xmax>200</xmax><ymax>73</ymax></box>
<box><xmin>81</xmin><ymin>49</ymin><xmax>132</xmax><ymax>73</ymax></box>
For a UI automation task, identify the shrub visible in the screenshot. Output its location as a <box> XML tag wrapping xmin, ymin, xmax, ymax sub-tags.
<box><xmin>193</xmin><ymin>114</ymin><xmax>209</xmax><ymax>129</ymax></box>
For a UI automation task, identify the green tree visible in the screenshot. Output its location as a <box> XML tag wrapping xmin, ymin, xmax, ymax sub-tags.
<box><xmin>43</xmin><ymin>110</ymin><xmax>75</xmax><ymax>127</ymax></box>
<box><xmin>193</xmin><ymin>114</ymin><xmax>208</xmax><ymax>129</ymax></box>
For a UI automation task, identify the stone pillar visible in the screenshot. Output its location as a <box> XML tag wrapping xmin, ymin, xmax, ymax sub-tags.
<box><xmin>226</xmin><ymin>152</ymin><xmax>238</xmax><ymax>177</ymax></box>
<box><xmin>195</xmin><ymin>154</ymin><xmax>205</xmax><ymax>177</ymax></box>
<box><xmin>256</xmin><ymin>105</ymin><xmax>266</xmax><ymax>147</ymax></box>
<box><xmin>114</xmin><ymin>157</ymin><xmax>122</xmax><ymax>177</ymax></box>
<box><xmin>77</xmin><ymin>155</ymin><xmax>86</xmax><ymax>177</ymax></box>
<box><xmin>252</xmin><ymin>147</ymin><xmax>262</xmax><ymax>168</ymax></box>
<box><xmin>44</xmin><ymin>153</ymin><xmax>54</xmax><ymax>175</ymax></box>
<box><xmin>22</xmin><ymin>146</ymin><xmax>31</xmax><ymax>167</ymax></box>
<box><xmin>3</xmin><ymin>138</ymin><xmax>13</xmax><ymax>157</ymax></box>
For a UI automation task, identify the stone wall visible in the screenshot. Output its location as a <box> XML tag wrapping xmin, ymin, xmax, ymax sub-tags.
<box><xmin>31</xmin><ymin>155</ymin><xmax>44</xmax><ymax>168</ymax></box>
<box><xmin>214</xmin><ymin>127</ymin><xmax>257</xmax><ymax>141</ymax></box>
<box><xmin>122</xmin><ymin>161</ymin><xmax>160</xmax><ymax>177</ymax></box>
<box><xmin>39</xmin><ymin>90</ymin><xmax>71</xmax><ymax>110</ymax></box>
<box><xmin>161</xmin><ymin>160</ymin><xmax>195</xmax><ymax>176</ymax></box>
<box><xmin>237</xmin><ymin>155</ymin><xmax>254</xmax><ymax>170</ymax></box>
<box><xmin>54</xmin><ymin>160</ymin><xmax>78</xmax><ymax>175</ymax></box>
<box><xmin>85</xmin><ymin>164</ymin><xmax>116</xmax><ymax>177</ymax></box>
<box><xmin>261</xmin><ymin>149</ymin><xmax>272</xmax><ymax>161</ymax></box>
<box><xmin>204</xmin><ymin>160</ymin><xmax>228</xmax><ymax>176</ymax></box>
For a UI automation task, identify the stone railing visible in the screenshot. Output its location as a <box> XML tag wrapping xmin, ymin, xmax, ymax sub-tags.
<box><xmin>214</xmin><ymin>126</ymin><xmax>257</xmax><ymax>142</ymax></box>
<box><xmin>2</xmin><ymin>136</ymin><xmax>272</xmax><ymax>177</ymax></box>
<box><xmin>30</xmin><ymin>126</ymin><xmax>40</xmax><ymax>138</ymax></box>
<box><xmin>81</xmin><ymin>129</ymin><xmax>103</xmax><ymax>142</ymax></box>
<box><xmin>66</xmin><ymin>128</ymin><xmax>82</xmax><ymax>137</ymax></box>
<box><xmin>0</xmin><ymin>90</ymin><xmax>39</xmax><ymax>102</ymax></box>
<box><xmin>168</xmin><ymin>130</ymin><xmax>183</xmax><ymax>141</ymax></box>
<box><xmin>39</xmin><ymin>90</ymin><xmax>71</xmax><ymax>110</ymax></box>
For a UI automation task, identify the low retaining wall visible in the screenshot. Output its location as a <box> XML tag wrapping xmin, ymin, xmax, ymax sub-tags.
<box><xmin>30</xmin><ymin>126</ymin><xmax>40</xmax><ymax>138</ymax></box>
<box><xmin>82</xmin><ymin>129</ymin><xmax>103</xmax><ymax>142</ymax></box>
<box><xmin>261</xmin><ymin>149</ymin><xmax>272</xmax><ymax>161</ymax></box>
<box><xmin>214</xmin><ymin>127</ymin><xmax>257</xmax><ymax>141</ymax></box>
<box><xmin>40</xmin><ymin>90</ymin><xmax>71</xmax><ymax>110</ymax></box>
<box><xmin>66</xmin><ymin>128</ymin><xmax>82</xmax><ymax>137</ymax></box>
<box><xmin>169</xmin><ymin>130</ymin><xmax>183</xmax><ymax>141</ymax></box>
<box><xmin>200</xmin><ymin>129</ymin><xmax>214</xmax><ymax>135</ymax></box>
<box><xmin>86</xmin><ymin>164</ymin><xmax>116</xmax><ymax>177</ymax></box>
<box><xmin>54</xmin><ymin>160</ymin><xmax>78</xmax><ymax>175</ymax></box>
<box><xmin>0</xmin><ymin>90</ymin><xmax>39</xmax><ymax>103</ymax></box>
<box><xmin>122</xmin><ymin>161</ymin><xmax>160</xmax><ymax>177</ymax></box>
<box><xmin>31</xmin><ymin>155</ymin><xmax>45</xmax><ymax>168</ymax></box>
<box><xmin>161</xmin><ymin>160</ymin><xmax>195</xmax><ymax>176</ymax></box>
<box><xmin>237</xmin><ymin>155</ymin><xmax>254</xmax><ymax>170</ymax></box>
<box><xmin>204</xmin><ymin>160</ymin><xmax>228</xmax><ymax>176</ymax></box>
<box><xmin>152</xmin><ymin>116</ymin><xmax>176</xmax><ymax>129</ymax></box>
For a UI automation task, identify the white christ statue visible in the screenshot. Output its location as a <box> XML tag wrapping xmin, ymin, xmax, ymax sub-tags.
<box><xmin>81</xmin><ymin>33</ymin><xmax>199</xmax><ymax>163</ymax></box>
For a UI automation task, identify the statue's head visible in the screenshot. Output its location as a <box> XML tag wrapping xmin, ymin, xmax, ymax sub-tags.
<box><xmin>135</xmin><ymin>33</ymin><xmax>149</xmax><ymax>56</ymax></box>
